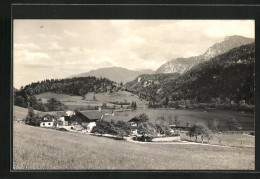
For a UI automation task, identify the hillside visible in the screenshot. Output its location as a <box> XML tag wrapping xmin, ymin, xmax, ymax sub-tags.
<box><xmin>161</xmin><ymin>43</ymin><xmax>255</xmax><ymax>104</ymax></box>
<box><xmin>126</xmin><ymin>43</ymin><xmax>254</xmax><ymax>107</ymax></box>
<box><xmin>126</xmin><ymin>73</ymin><xmax>180</xmax><ymax>92</ymax></box>
<box><xmin>35</xmin><ymin>91</ymin><xmax>148</xmax><ymax>110</ymax></box>
<box><xmin>69</xmin><ymin>67</ymin><xmax>154</xmax><ymax>84</ymax></box>
<box><xmin>156</xmin><ymin>35</ymin><xmax>254</xmax><ymax>74</ymax></box>
<box><xmin>14</xmin><ymin>76</ymin><xmax>118</xmax><ymax>110</ymax></box>
<box><xmin>13</xmin><ymin>123</ymin><xmax>254</xmax><ymax>170</ymax></box>
<box><xmin>13</xmin><ymin>106</ymin><xmax>41</xmax><ymax>121</ymax></box>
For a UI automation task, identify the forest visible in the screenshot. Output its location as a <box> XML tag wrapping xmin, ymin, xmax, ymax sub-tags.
<box><xmin>127</xmin><ymin>43</ymin><xmax>255</xmax><ymax>111</ymax></box>
<box><xmin>14</xmin><ymin>76</ymin><xmax>117</xmax><ymax>111</ymax></box>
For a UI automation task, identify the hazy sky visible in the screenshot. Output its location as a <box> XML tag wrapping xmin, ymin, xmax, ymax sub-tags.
<box><xmin>13</xmin><ymin>20</ymin><xmax>254</xmax><ymax>88</ymax></box>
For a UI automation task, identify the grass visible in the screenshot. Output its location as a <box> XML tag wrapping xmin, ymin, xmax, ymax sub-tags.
<box><xmin>13</xmin><ymin>106</ymin><xmax>41</xmax><ymax>121</ymax></box>
<box><xmin>13</xmin><ymin>123</ymin><xmax>254</xmax><ymax>170</ymax></box>
<box><xmin>34</xmin><ymin>92</ymin><xmax>254</xmax><ymax>131</ymax></box>
<box><xmin>113</xmin><ymin>108</ymin><xmax>254</xmax><ymax>131</ymax></box>
<box><xmin>35</xmin><ymin>91</ymin><xmax>148</xmax><ymax>110</ymax></box>
<box><xmin>180</xmin><ymin>132</ymin><xmax>255</xmax><ymax>147</ymax></box>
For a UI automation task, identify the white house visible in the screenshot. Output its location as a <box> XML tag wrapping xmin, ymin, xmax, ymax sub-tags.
<box><xmin>40</xmin><ymin>114</ymin><xmax>55</xmax><ymax>128</ymax></box>
<box><xmin>86</xmin><ymin>122</ymin><xmax>96</xmax><ymax>132</ymax></box>
<box><xmin>40</xmin><ymin>121</ymin><xmax>54</xmax><ymax>128</ymax></box>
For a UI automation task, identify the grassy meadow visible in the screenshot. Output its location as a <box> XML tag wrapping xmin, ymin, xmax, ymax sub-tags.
<box><xmin>13</xmin><ymin>91</ymin><xmax>255</xmax><ymax>170</ymax></box>
<box><xmin>35</xmin><ymin>91</ymin><xmax>148</xmax><ymax>110</ymax></box>
<box><xmin>13</xmin><ymin>123</ymin><xmax>254</xmax><ymax>170</ymax></box>
<box><xmin>34</xmin><ymin>92</ymin><xmax>254</xmax><ymax>131</ymax></box>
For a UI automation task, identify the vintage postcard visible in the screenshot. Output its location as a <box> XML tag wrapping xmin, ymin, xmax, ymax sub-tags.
<box><xmin>13</xmin><ymin>20</ymin><xmax>255</xmax><ymax>170</ymax></box>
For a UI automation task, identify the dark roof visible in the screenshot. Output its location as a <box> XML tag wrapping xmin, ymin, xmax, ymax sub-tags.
<box><xmin>102</xmin><ymin>115</ymin><xmax>132</xmax><ymax>122</ymax></box>
<box><xmin>71</xmin><ymin>111</ymin><xmax>98</xmax><ymax>123</ymax></box>
<box><xmin>80</xmin><ymin>111</ymin><xmax>104</xmax><ymax>120</ymax></box>
<box><xmin>128</xmin><ymin>117</ymin><xmax>140</xmax><ymax>123</ymax></box>
<box><xmin>40</xmin><ymin>114</ymin><xmax>55</xmax><ymax>118</ymax></box>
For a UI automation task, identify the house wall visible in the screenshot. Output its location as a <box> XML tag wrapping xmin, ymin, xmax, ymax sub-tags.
<box><xmin>40</xmin><ymin>122</ymin><xmax>54</xmax><ymax>127</ymax></box>
<box><xmin>87</xmin><ymin>122</ymin><xmax>96</xmax><ymax>133</ymax></box>
<box><xmin>131</xmin><ymin>129</ymin><xmax>138</xmax><ymax>135</ymax></box>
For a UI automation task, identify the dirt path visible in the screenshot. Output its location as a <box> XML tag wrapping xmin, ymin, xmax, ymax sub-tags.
<box><xmin>124</xmin><ymin>137</ymin><xmax>254</xmax><ymax>149</ymax></box>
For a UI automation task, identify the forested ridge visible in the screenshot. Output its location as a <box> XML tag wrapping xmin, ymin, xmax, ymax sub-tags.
<box><xmin>14</xmin><ymin>76</ymin><xmax>117</xmax><ymax>111</ymax></box>
<box><xmin>126</xmin><ymin>43</ymin><xmax>255</xmax><ymax>110</ymax></box>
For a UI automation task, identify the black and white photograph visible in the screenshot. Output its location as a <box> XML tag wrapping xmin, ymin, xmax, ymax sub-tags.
<box><xmin>12</xmin><ymin>20</ymin><xmax>255</xmax><ymax>170</ymax></box>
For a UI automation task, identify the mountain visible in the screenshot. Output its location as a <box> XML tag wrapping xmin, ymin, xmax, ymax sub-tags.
<box><xmin>156</xmin><ymin>35</ymin><xmax>254</xmax><ymax>74</ymax></box>
<box><xmin>161</xmin><ymin>43</ymin><xmax>255</xmax><ymax>104</ymax></box>
<box><xmin>126</xmin><ymin>73</ymin><xmax>180</xmax><ymax>92</ymax></box>
<box><xmin>69</xmin><ymin>67</ymin><xmax>154</xmax><ymax>84</ymax></box>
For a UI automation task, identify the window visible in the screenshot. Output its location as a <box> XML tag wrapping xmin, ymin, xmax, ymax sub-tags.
<box><xmin>48</xmin><ymin>123</ymin><xmax>51</xmax><ymax>125</ymax></box>
<box><xmin>43</xmin><ymin>123</ymin><xmax>45</xmax><ymax>126</ymax></box>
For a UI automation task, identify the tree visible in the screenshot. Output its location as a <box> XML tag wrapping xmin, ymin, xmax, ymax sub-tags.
<box><xmin>168</xmin><ymin>115</ymin><xmax>174</xmax><ymax>125</ymax></box>
<box><xmin>46</xmin><ymin>97</ymin><xmax>68</xmax><ymax>111</ymax></box>
<box><xmin>144</xmin><ymin>85</ymin><xmax>158</xmax><ymax>106</ymax></box>
<box><xmin>14</xmin><ymin>96</ymin><xmax>27</xmax><ymax>108</ymax></box>
<box><xmin>213</xmin><ymin>118</ymin><xmax>219</xmax><ymax>131</ymax></box>
<box><xmin>137</xmin><ymin>122</ymin><xmax>157</xmax><ymax>136</ymax></box>
<box><xmin>93</xmin><ymin>94</ymin><xmax>97</xmax><ymax>101</ymax></box>
<box><xmin>155</xmin><ymin>117</ymin><xmax>169</xmax><ymax>135</ymax></box>
<box><xmin>29</xmin><ymin>96</ymin><xmax>38</xmax><ymax>108</ymax></box>
<box><xmin>165</xmin><ymin>96</ymin><xmax>169</xmax><ymax>107</ymax></box>
<box><xmin>79</xmin><ymin>89</ymin><xmax>87</xmax><ymax>100</ymax></box>
<box><xmin>130</xmin><ymin>101</ymin><xmax>137</xmax><ymax>110</ymax></box>
<box><xmin>34</xmin><ymin>102</ymin><xmax>47</xmax><ymax>111</ymax></box>
<box><xmin>102</xmin><ymin>103</ymin><xmax>107</xmax><ymax>109</ymax></box>
<box><xmin>138</xmin><ymin>113</ymin><xmax>149</xmax><ymax>123</ymax></box>
<box><xmin>189</xmin><ymin>122</ymin><xmax>212</xmax><ymax>143</ymax></box>
<box><xmin>25</xmin><ymin>107</ymin><xmax>35</xmax><ymax>125</ymax></box>
<box><xmin>174</xmin><ymin>115</ymin><xmax>180</xmax><ymax>127</ymax></box>
<box><xmin>226</xmin><ymin>117</ymin><xmax>240</xmax><ymax>131</ymax></box>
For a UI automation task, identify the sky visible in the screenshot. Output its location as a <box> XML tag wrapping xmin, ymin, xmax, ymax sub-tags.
<box><xmin>13</xmin><ymin>20</ymin><xmax>254</xmax><ymax>88</ymax></box>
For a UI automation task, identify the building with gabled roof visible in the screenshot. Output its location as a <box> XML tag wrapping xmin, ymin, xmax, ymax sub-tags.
<box><xmin>40</xmin><ymin>114</ymin><xmax>55</xmax><ymax>128</ymax></box>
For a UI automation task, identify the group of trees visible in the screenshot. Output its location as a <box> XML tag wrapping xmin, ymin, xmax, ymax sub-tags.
<box><xmin>91</xmin><ymin>119</ymin><xmax>131</xmax><ymax>138</ymax></box>
<box><xmin>187</xmin><ymin>122</ymin><xmax>213</xmax><ymax>143</ymax></box>
<box><xmin>14</xmin><ymin>76</ymin><xmax>116</xmax><ymax>110</ymax></box>
<box><xmin>14</xmin><ymin>87</ymin><xmax>68</xmax><ymax>112</ymax></box>
<box><xmin>20</xmin><ymin>76</ymin><xmax>116</xmax><ymax>96</ymax></box>
<box><xmin>24</xmin><ymin>108</ymin><xmax>42</xmax><ymax>126</ymax></box>
<box><xmin>130</xmin><ymin>101</ymin><xmax>137</xmax><ymax>110</ymax></box>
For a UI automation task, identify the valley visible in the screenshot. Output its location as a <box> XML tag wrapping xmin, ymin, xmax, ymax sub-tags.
<box><xmin>13</xmin><ymin>34</ymin><xmax>255</xmax><ymax>170</ymax></box>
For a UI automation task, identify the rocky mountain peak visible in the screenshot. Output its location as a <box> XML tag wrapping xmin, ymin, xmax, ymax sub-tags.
<box><xmin>156</xmin><ymin>35</ymin><xmax>254</xmax><ymax>74</ymax></box>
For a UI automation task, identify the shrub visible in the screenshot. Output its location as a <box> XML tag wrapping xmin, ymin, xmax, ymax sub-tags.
<box><xmin>92</xmin><ymin>119</ymin><xmax>131</xmax><ymax>138</ymax></box>
<box><xmin>249</xmin><ymin>132</ymin><xmax>255</xmax><ymax>136</ymax></box>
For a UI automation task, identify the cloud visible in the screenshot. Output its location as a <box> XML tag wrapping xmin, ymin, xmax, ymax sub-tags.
<box><xmin>13</xmin><ymin>20</ymin><xmax>254</xmax><ymax>88</ymax></box>
<box><xmin>14</xmin><ymin>43</ymin><xmax>40</xmax><ymax>50</ymax></box>
<box><xmin>25</xmin><ymin>52</ymin><xmax>50</xmax><ymax>59</ymax></box>
<box><xmin>64</xmin><ymin>30</ymin><xmax>79</xmax><ymax>37</ymax></box>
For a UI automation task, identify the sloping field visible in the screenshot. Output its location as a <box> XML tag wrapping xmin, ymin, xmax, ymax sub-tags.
<box><xmin>13</xmin><ymin>106</ymin><xmax>41</xmax><ymax>121</ymax></box>
<box><xmin>13</xmin><ymin>123</ymin><xmax>254</xmax><ymax>170</ymax></box>
<box><xmin>35</xmin><ymin>91</ymin><xmax>148</xmax><ymax>110</ymax></box>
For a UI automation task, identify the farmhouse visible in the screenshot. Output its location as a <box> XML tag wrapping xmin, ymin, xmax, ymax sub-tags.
<box><xmin>70</xmin><ymin>111</ymin><xmax>101</xmax><ymax>132</ymax></box>
<box><xmin>40</xmin><ymin>114</ymin><xmax>55</xmax><ymax>128</ymax></box>
<box><xmin>128</xmin><ymin>117</ymin><xmax>141</xmax><ymax>135</ymax></box>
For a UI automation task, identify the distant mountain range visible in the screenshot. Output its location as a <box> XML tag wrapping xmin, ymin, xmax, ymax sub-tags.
<box><xmin>69</xmin><ymin>67</ymin><xmax>154</xmax><ymax>84</ymax></box>
<box><xmin>126</xmin><ymin>43</ymin><xmax>255</xmax><ymax>104</ymax></box>
<box><xmin>156</xmin><ymin>35</ymin><xmax>254</xmax><ymax>74</ymax></box>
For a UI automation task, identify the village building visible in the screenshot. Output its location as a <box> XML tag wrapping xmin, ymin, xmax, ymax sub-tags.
<box><xmin>127</xmin><ymin>117</ymin><xmax>141</xmax><ymax>135</ymax></box>
<box><xmin>70</xmin><ymin>111</ymin><xmax>102</xmax><ymax>132</ymax></box>
<box><xmin>40</xmin><ymin>114</ymin><xmax>55</xmax><ymax>128</ymax></box>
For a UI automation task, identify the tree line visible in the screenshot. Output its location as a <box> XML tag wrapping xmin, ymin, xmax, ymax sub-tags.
<box><xmin>14</xmin><ymin>76</ymin><xmax>116</xmax><ymax>111</ymax></box>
